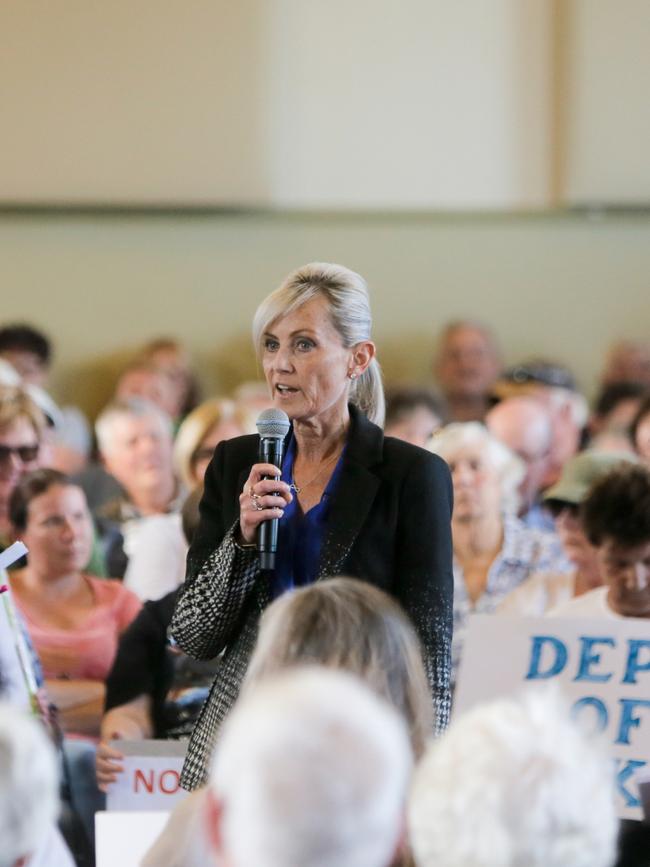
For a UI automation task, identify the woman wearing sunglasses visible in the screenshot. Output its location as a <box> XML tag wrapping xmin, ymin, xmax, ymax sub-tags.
<box><xmin>0</xmin><ymin>385</ymin><xmax>43</xmax><ymax>551</ymax></box>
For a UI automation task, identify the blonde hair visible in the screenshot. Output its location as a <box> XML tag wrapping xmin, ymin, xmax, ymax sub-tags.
<box><xmin>252</xmin><ymin>263</ymin><xmax>385</xmax><ymax>426</ymax></box>
<box><xmin>0</xmin><ymin>386</ymin><xmax>45</xmax><ymax>438</ymax></box>
<box><xmin>245</xmin><ymin>577</ymin><xmax>433</xmax><ymax>758</ymax></box>
<box><xmin>173</xmin><ymin>398</ymin><xmax>254</xmax><ymax>489</ymax></box>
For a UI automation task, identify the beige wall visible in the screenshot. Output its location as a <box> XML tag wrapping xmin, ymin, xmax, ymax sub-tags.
<box><xmin>1</xmin><ymin>210</ymin><xmax>647</xmax><ymax>417</ymax></box>
<box><xmin>0</xmin><ymin>0</ymin><xmax>553</xmax><ymax>208</ymax></box>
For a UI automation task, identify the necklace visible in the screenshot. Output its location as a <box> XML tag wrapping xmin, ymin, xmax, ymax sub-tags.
<box><xmin>290</xmin><ymin>450</ymin><xmax>342</xmax><ymax>494</ymax></box>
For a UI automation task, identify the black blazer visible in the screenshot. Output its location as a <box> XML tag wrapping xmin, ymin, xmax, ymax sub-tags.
<box><xmin>172</xmin><ymin>404</ymin><xmax>453</xmax><ymax>789</ymax></box>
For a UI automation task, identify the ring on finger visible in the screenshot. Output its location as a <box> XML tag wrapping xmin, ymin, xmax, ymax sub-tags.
<box><xmin>252</xmin><ymin>500</ymin><xmax>264</xmax><ymax>511</ymax></box>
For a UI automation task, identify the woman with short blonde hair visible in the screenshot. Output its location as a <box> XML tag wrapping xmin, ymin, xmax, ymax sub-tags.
<box><xmin>173</xmin><ymin>398</ymin><xmax>254</xmax><ymax>490</ymax></box>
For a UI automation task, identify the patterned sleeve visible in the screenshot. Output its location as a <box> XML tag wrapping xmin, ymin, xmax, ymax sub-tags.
<box><xmin>393</xmin><ymin>450</ymin><xmax>454</xmax><ymax>735</ymax></box>
<box><xmin>170</xmin><ymin>440</ymin><xmax>261</xmax><ymax>661</ymax></box>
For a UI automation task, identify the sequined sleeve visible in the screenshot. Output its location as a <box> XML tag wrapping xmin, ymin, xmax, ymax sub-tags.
<box><xmin>394</xmin><ymin>451</ymin><xmax>454</xmax><ymax>734</ymax></box>
<box><xmin>170</xmin><ymin>439</ymin><xmax>260</xmax><ymax>661</ymax></box>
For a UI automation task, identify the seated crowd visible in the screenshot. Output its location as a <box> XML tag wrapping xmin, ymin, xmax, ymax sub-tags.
<box><xmin>1</xmin><ymin>320</ymin><xmax>650</xmax><ymax>867</ymax></box>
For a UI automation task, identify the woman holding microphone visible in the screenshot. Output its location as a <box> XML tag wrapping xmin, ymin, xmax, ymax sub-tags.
<box><xmin>172</xmin><ymin>262</ymin><xmax>453</xmax><ymax>788</ymax></box>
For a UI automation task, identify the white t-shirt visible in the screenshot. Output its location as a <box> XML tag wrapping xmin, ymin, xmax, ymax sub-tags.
<box><xmin>497</xmin><ymin>571</ymin><xmax>576</xmax><ymax>617</ymax></box>
<box><xmin>122</xmin><ymin>512</ymin><xmax>188</xmax><ymax>601</ymax></box>
<box><xmin>547</xmin><ymin>586</ymin><xmax>622</xmax><ymax>619</ymax></box>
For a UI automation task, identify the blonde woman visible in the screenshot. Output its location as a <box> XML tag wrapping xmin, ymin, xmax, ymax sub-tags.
<box><xmin>172</xmin><ymin>262</ymin><xmax>453</xmax><ymax>789</ymax></box>
<box><xmin>173</xmin><ymin>398</ymin><xmax>253</xmax><ymax>490</ymax></box>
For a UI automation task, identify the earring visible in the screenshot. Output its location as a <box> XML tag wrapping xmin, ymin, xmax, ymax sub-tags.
<box><xmin>348</xmin><ymin>372</ymin><xmax>357</xmax><ymax>380</ymax></box>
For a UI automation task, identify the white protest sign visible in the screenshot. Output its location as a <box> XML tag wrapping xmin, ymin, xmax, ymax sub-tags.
<box><xmin>96</xmin><ymin>811</ymin><xmax>169</xmax><ymax>867</ymax></box>
<box><xmin>106</xmin><ymin>740</ymin><xmax>188</xmax><ymax>812</ymax></box>
<box><xmin>454</xmin><ymin>615</ymin><xmax>650</xmax><ymax>820</ymax></box>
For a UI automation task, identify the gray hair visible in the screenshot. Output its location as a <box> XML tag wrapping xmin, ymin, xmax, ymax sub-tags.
<box><xmin>0</xmin><ymin>703</ymin><xmax>59</xmax><ymax>867</ymax></box>
<box><xmin>95</xmin><ymin>397</ymin><xmax>172</xmax><ymax>454</ymax></box>
<box><xmin>408</xmin><ymin>688</ymin><xmax>617</xmax><ymax>867</ymax></box>
<box><xmin>210</xmin><ymin>668</ymin><xmax>412</xmax><ymax>867</ymax></box>
<box><xmin>427</xmin><ymin>422</ymin><xmax>525</xmax><ymax>515</ymax></box>
<box><xmin>252</xmin><ymin>263</ymin><xmax>385</xmax><ymax>426</ymax></box>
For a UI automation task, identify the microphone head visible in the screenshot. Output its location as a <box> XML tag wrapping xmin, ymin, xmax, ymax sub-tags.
<box><xmin>256</xmin><ymin>408</ymin><xmax>291</xmax><ymax>439</ymax></box>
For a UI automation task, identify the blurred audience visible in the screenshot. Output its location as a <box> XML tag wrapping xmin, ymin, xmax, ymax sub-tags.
<box><xmin>0</xmin><ymin>323</ymin><xmax>52</xmax><ymax>387</ymax></box>
<box><xmin>173</xmin><ymin>397</ymin><xmax>253</xmax><ymax>491</ymax></box>
<box><xmin>95</xmin><ymin>397</ymin><xmax>187</xmax><ymax>599</ymax></box>
<box><xmin>96</xmin><ymin>490</ymin><xmax>214</xmax><ymax>791</ymax></box>
<box><xmin>408</xmin><ymin>689</ymin><xmax>617</xmax><ymax>867</ymax></box>
<box><xmin>589</xmin><ymin>382</ymin><xmax>647</xmax><ymax>455</ymax></box>
<box><xmin>491</xmin><ymin>360</ymin><xmax>589</xmax><ymax>487</ymax></box>
<box><xmin>146</xmin><ymin>668</ymin><xmax>412</xmax><ymax>867</ymax></box>
<box><xmin>0</xmin><ymin>385</ymin><xmax>45</xmax><ymax>549</ymax></box>
<box><xmin>433</xmin><ymin>320</ymin><xmax>502</xmax><ymax>422</ymax></box>
<box><xmin>486</xmin><ymin>395</ymin><xmax>554</xmax><ymax>529</ymax></box>
<box><xmin>428</xmin><ymin>423</ymin><xmax>568</xmax><ymax>682</ymax></box>
<box><xmin>550</xmin><ymin>463</ymin><xmax>650</xmax><ymax>617</ymax></box>
<box><xmin>0</xmin><ymin>702</ymin><xmax>74</xmax><ymax>867</ymax></box>
<box><xmin>498</xmin><ymin>451</ymin><xmax>635</xmax><ymax>615</ymax></box>
<box><xmin>601</xmin><ymin>340</ymin><xmax>650</xmax><ymax>388</ymax></box>
<box><xmin>630</xmin><ymin>394</ymin><xmax>650</xmax><ymax>465</ymax></box>
<box><xmin>114</xmin><ymin>361</ymin><xmax>180</xmax><ymax>424</ymax></box>
<box><xmin>138</xmin><ymin>336</ymin><xmax>201</xmax><ymax>419</ymax></box>
<box><xmin>139</xmin><ymin>577</ymin><xmax>430</xmax><ymax>867</ymax></box>
<box><xmin>0</xmin><ymin>324</ymin><xmax>92</xmax><ymax>476</ymax></box>
<box><xmin>384</xmin><ymin>386</ymin><xmax>447</xmax><ymax>448</ymax></box>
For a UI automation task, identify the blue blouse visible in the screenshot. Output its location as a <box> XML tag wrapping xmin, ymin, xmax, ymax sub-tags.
<box><xmin>271</xmin><ymin>434</ymin><xmax>346</xmax><ymax>599</ymax></box>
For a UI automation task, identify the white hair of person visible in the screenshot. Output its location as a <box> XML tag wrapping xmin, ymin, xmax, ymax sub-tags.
<box><xmin>210</xmin><ymin>667</ymin><xmax>412</xmax><ymax>867</ymax></box>
<box><xmin>0</xmin><ymin>702</ymin><xmax>60</xmax><ymax>867</ymax></box>
<box><xmin>252</xmin><ymin>262</ymin><xmax>385</xmax><ymax>426</ymax></box>
<box><xmin>95</xmin><ymin>396</ymin><xmax>173</xmax><ymax>455</ymax></box>
<box><xmin>408</xmin><ymin>688</ymin><xmax>618</xmax><ymax>867</ymax></box>
<box><xmin>546</xmin><ymin>386</ymin><xmax>589</xmax><ymax>429</ymax></box>
<box><xmin>427</xmin><ymin>421</ymin><xmax>526</xmax><ymax>516</ymax></box>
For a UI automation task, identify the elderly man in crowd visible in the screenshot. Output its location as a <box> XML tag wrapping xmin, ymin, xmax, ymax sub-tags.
<box><xmin>486</xmin><ymin>395</ymin><xmax>555</xmax><ymax>530</ymax></box>
<box><xmin>95</xmin><ymin>397</ymin><xmax>187</xmax><ymax>600</ymax></box>
<box><xmin>0</xmin><ymin>703</ymin><xmax>75</xmax><ymax>867</ymax></box>
<box><xmin>550</xmin><ymin>463</ymin><xmax>650</xmax><ymax>618</ymax></box>
<box><xmin>433</xmin><ymin>320</ymin><xmax>502</xmax><ymax>422</ymax></box>
<box><xmin>408</xmin><ymin>690</ymin><xmax>617</xmax><ymax>867</ymax></box>
<box><xmin>203</xmin><ymin>668</ymin><xmax>412</xmax><ymax>867</ymax></box>
<box><xmin>491</xmin><ymin>360</ymin><xmax>589</xmax><ymax>487</ymax></box>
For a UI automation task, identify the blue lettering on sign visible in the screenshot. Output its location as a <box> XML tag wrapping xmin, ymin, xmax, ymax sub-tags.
<box><xmin>525</xmin><ymin>636</ymin><xmax>567</xmax><ymax>680</ymax></box>
<box><xmin>571</xmin><ymin>697</ymin><xmax>609</xmax><ymax>733</ymax></box>
<box><xmin>616</xmin><ymin>699</ymin><xmax>650</xmax><ymax>746</ymax></box>
<box><xmin>614</xmin><ymin>759</ymin><xmax>646</xmax><ymax>808</ymax></box>
<box><xmin>574</xmin><ymin>636</ymin><xmax>615</xmax><ymax>683</ymax></box>
<box><xmin>623</xmin><ymin>640</ymin><xmax>650</xmax><ymax>684</ymax></box>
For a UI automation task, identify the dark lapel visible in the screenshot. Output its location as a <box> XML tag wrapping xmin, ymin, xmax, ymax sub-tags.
<box><xmin>316</xmin><ymin>405</ymin><xmax>383</xmax><ymax>579</ymax></box>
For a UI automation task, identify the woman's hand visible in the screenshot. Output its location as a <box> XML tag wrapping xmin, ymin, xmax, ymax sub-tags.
<box><xmin>239</xmin><ymin>463</ymin><xmax>293</xmax><ymax>545</ymax></box>
<box><xmin>96</xmin><ymin>739</ymin><xmax>124</xmax><ymax>792</ymax></box>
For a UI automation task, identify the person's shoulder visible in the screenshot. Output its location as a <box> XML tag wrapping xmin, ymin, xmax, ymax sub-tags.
<box><xmin>382</xmin><ymin>435</ymin><xmax>450</xmax><ymax>478</ymax></box>
<box><xmin>547</xmin><ymin>586</ymin><xmax>611</xmax><ymax>618</ymax></box>
<box><xmin>210</xmin><ymin>432</ymin><xmax>259</xmax><ymax>473</ymax></box>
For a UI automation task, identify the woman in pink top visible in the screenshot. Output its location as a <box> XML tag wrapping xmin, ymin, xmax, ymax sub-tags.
<box><xmin>8</xmin><ymin>468</ymin><xmax>141</xmax><ymax>737</ymax></box>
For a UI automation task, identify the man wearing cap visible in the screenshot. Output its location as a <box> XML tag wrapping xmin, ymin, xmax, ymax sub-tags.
<box><xmin>498</xmin><ymin>451</ymin><xmax>635</xmax><ymax>616</ymax></box>
<box><xmin>486</xmin><ymin>396</ymin><xmax>555</xmax><ymax>531</ymax></box>
<box><xmin>490</xmin><ymin>359</ymin><xmax>589</xmax><ymax>487</ymax></box>
<box><xmin>549</xmin><ymin>464</ymin><xmax>650</xmax><ymax>618</ymax></box>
